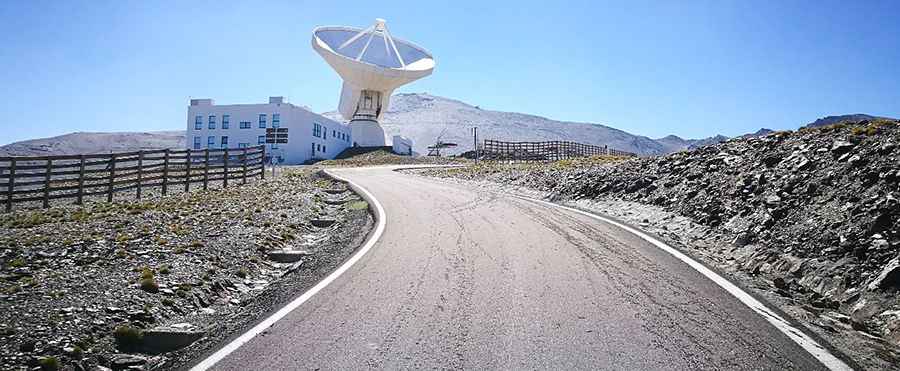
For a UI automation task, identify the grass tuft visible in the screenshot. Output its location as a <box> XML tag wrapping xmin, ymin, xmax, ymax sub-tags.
<box><xmin>38</xmin><ymin>356</ymin><xmax>60</xmax><ymax>371</ymax></box>
<box><xmin>139</xmin><ymin>277</ymin><xmax>159</xmax><ymax>293</ymax></box>
<box><xmin>113</xmin><ymin>325</ymin><xmax>143</xmax><ymax>350</ymax></box>
<box><xmin>348</xmin><ymin>201</ymin><xmax>369</xmax><ymax>211</ymax></box>
<box><xmin>236</xmin><ymin>267</ymin><xmax>249</xmax><ymax>279</ymax></box>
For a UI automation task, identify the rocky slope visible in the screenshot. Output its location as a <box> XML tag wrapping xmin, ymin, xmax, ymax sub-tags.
<box><xmin>419</xmin><ymin>117</ymin><xmax>900</xmax><ymax>369</ymax></box>
<box><xmin>0</xmin><ymin>169</ymin><xmax>373</xmax><ymax>370</ymax></box>
<box><xmin>0</xmin><ymin>132</ymin><xmax>185</xmax><ymax>157</ymax></box>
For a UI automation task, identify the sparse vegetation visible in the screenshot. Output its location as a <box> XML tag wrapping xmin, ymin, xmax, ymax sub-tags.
<box><xmin>8</xmin><ymin>257</ymin><xmax>25</xmax><ymax>268</ymax></box>
<box><xmin>38</xmin><ymin>356</ymin><xmax>59</xmax><ymax>371</ymax></box>
<box><xmin>348</xmin><ymin>201</ymin><xmax>369</xmax><ymax>210</ymax></box>
<box><xmin>139</xmin><ymin>278</ymin><xmax>159</xmax><ymax>293</ymax></box>
<box><xmin>236</xmin><ymin>267</ymin><xmax>249</xmax><ymax>279</ymax></box>
<box><xmin>139</xmin><ymin>267</ymin><xmax>155</xmax><ymax>280</ymax></box>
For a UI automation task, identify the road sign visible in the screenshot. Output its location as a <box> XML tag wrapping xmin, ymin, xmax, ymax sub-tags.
<box><xmin>265</xmin><ymin>128</ymin><xmax>288</xmax><ymax>144</ymax></box>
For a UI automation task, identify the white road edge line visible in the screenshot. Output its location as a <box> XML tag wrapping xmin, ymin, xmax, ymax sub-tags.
<box><xmin>190</xmin><ymin>169</ymin><xmax>386</xmax><ymax>371</ymax></box>
<box><xmin>516</xmin><ymin>196</ymin><xmax>853</xmax><ymax>371</ymax></box>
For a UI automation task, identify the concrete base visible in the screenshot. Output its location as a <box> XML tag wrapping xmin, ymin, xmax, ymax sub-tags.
<box><xmin>349</xmin><ymin>119</ymin><xmax>386</xmax><ymax>147</ymax></box>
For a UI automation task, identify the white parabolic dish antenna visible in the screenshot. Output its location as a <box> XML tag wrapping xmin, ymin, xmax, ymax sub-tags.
<box><xmin>312</xmin><ymin>19</ymin><xmax>435</xmax><ymax>146</ymax></box>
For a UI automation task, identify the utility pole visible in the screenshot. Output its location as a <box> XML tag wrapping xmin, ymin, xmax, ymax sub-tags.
<box><xmin>472</xmin><ymin>126</ymin><xmax>478</xmax><ymax>164</ymax></box>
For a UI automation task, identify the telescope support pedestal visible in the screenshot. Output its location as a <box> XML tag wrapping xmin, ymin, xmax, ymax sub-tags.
<box><xmin>349</xmin><ymin>118</ymin><xmax>386</xmax><ymax>147</ymax></box>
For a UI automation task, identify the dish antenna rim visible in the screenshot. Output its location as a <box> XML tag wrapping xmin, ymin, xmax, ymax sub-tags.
<box><xmin>312</xmin><ymin>23</ymin><xmax>435</xmax><ymax>73</ymax></box>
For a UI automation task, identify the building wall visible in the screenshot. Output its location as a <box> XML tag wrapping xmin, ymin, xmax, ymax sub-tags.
<box><xmin>392</xmin><ymin>135</ymin><xmax>413</xmax><ymax>156</ymax></box>
<box><xmin>186</xmin><ymin>97</ymin><xmax>352</xmax><ymax>164</ymax></box>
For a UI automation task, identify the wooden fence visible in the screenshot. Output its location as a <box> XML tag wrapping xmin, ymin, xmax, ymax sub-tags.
<box><xmin>481</xmin><ymin>139</ymin><xmax>636</xmax><ymax>163</ymax></box>
<box><xmin>0</xmin><ymin>145</ymin><xmax>266</xmax><ymax>212</ymax></box>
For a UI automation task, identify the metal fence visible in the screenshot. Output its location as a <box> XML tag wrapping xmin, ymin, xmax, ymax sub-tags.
<box><xmin>0</xmin><ymin>145</ymin><xmax>266</xmax><ymax>212</ymax></box>
<box><xmin>480</xmin><ymin>139</ymin><xmax>636</xmax><ymax>163</ymax></box>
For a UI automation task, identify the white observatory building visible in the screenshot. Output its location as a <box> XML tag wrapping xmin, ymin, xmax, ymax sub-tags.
<box><xmin>312</xmin><ymin>19</ymin><xmax>435</xmax><ymax>147</ymax></box>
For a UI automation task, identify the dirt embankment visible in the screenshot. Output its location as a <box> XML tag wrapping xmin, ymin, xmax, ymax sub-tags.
<box><xmin>420</xmin><ymin>119</ymin><xmax>900</xmax><ymax>369</ymax></box>
<box><xmin>315</xmin><ymin>149</ymin><xmax>464</xmax><ymax>167</ymax></box>
<box><xmin>0</xmin><ymin>169</ymin><xmax>373</xmax><ymax>370</ymax></box>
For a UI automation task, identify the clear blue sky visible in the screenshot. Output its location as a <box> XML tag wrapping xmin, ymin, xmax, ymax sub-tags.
<box><xmin>2</xmin><ymin>0</ymin><xmax>899</xmax><ymax>145</ymax></box>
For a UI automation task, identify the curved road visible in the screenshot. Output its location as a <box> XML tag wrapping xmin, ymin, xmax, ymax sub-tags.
<box><xmin>206</xmin><ymin>166</ymin><xmax>832</xmax><ymax>370</ymax></box>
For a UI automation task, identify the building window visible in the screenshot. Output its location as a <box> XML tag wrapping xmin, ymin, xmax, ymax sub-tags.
<box><xmin>193</xmin><ymin>136</ymin><xmax>201</xmax><ymax>149</ymax></box>
<box><xmin>271</xmin><ymin>143</ymin><xmax>278</xmax><ymax>150</ymax></box>
<box><xmin>323</xmin><ymin>145</ymin><xmax>326</xmax><ymax>153</ymax></box>
<box><xmin>311</xmin><ymin>143</ymin><xmax>315</xmax><ymax>153</ymax></box>
<box><xmin>323</xmin><ymin>127</ymin><xmax>327</xmax><ymax>140</ymax></box>
<box><xmin>238</xmin><ymin>143</ymin><xmax>249</xmax><ymax>149</ymax></box>
<box><xmin>207</xmin><ymin>136</ymin><xmax>215</xmax><ymax>148</ymax></box>
<box><xmin>332</xmin><ymin>129</ymin><xmax>336</xmax><ymax>138</ymax></box>
<box><xmin>208</xmin><ymin>115</ymin><xmax>216</xmax><ymax>129</ymax></box>
<box><xmin>272</xmin><ymin>113</ymin><xmax>280</xmax><ymax>128</ymax></box>
<box><xmin>221</xmin><ymin>136</ymin><xmax>228</xmax><ymax>148</ymax></box>
<box><xmin>194</xmin><ymin>116</ymin><xmax>202</xmax><ymax>130</ymax></box>
<box><xmin>258</xmin><ymin>135</ymin><xmax>265</xmax><ymax>144</ymax></box>
<box><xmin>259</xmin><ymin>114</ymin><xmax>267</xmax><ymax>128</ymax></box>
<box><xmin>313</xmin><ymin>123</ymin><xmax>322</xmax><ymax>138</ymax></box>
<box><xmin>222</xmin><ymin>114</ymin><xmax>230</xmax><ymax>129</ymax></box>
<box><xmin>240</xmin><ymin>121</ymin><xmax>251</xmax><ymax>129</ymax></box>
<box><xmin>317</xmin><ymin>143</ymin><xmax>321</xmax><ymax>152</ymax></box>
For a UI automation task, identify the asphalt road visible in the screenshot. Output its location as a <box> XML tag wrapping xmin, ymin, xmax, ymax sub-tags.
<box><xmin>208</xmin><ymin>166</ymin><xmax>828</xmax><ymax>370</ymax></box>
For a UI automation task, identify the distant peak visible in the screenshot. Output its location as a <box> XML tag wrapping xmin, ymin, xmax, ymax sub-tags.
<box><xmin>657</xmin><ymin>134</ymin><xmax>684</xmax><ymax>141</ymax></box>
<box><xmin>805</xmin><ymin>113</ymin><xmax>894</xmax><ymax>128</ymax></box>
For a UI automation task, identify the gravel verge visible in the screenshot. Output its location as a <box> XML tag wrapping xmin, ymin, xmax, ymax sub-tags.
<box><xmin>0</xmin><ymin>167</ymin><xmax>374</xmax><ymax>370</ymax></box>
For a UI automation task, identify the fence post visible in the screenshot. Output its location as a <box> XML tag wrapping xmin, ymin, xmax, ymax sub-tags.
<box><xmin>261</xmin><ymin>146</ymin><xmax>266</xmax><ymax>180</ymax></box>
<box><xmin>6</xmin><ymin>159</ymin><xmax>14</xmax><ymax>212</ymax></box>
<box><xmin>162</xmin><ymin>149</ymin><xmax>170</xmax><ymax>196</ymax></box>
<box><xmin>223</xmin><ymin>148</ymin><xmax>229</xmax><ymax>188</ymax></box>
<box><xmin>76</xmin><ymin>155</ymin><xmax>85</xmax><ymax>205</ymax></box>
<box><xmin>203</xmin><ymin>149</ymin><xmax>209</xmax><ymax>190</ymax></box>
<box><xmin>136</xmin><ymin>151</ymin><xmax>144</xmax><ymax>199</ymax></box>
<box><xmin>185</xmin><ymin>149</ymin><xmax>191</xmax><ymax>192</ymax></box>
<box><xmin>107</xmin><ymin>154</ymin><xmax>116</xmax><ymax>203</ymax></box>
<box><xmin>42</xmin><ymin>159</ymin><xmax>52</xmax><ymax>208</ymax></box>
<box><xmin>241</xmin><ymin>148</ymin><xmax>247</xmax><ymax>185</ymax></box>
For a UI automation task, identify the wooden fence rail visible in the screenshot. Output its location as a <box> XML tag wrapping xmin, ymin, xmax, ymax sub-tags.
<box><xmin>0</xmin><ymin>145</ymin><xmax>266</xmax><ymax>212</ymax></box>
<box><xmin>480</xmin><ymin>139</ymin><xmax>636</xmax><ymax>163</ymax></box>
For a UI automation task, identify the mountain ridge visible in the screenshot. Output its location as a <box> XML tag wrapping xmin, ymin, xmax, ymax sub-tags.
<box><xmin>3</xmin><ymin>93</ymin><xmax>884</xmax><ymax>157</ymax></box>
<box><xmin>325</xmin><ymin>93</ymin><xmax>734</xmax><ymax>156</ymax></box>
<box><xmin>0</xmin><ymin>131</ymin><xmax>185</xmax><ymax>157</ymax></box>
<box><xmin>805</xmin><ymin>114</ymin><xmax>896</xmax><ymax>128</ymax></box>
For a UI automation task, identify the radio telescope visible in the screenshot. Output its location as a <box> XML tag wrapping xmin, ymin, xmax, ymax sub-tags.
<box><xmin>312</xmin><ymin>19</ymin><xmax>435</xmax><ymax>147</ymax></box>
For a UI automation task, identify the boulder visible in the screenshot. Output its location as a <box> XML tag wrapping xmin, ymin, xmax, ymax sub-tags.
<box><xmin>109</xmin><ymin>354</ymin><xmax>146</xmax><ymax>370</ymax></box>
<box><xmin>310</xmin><ymin>219</ymin><xmax>336</xmax><ymax>228</ymax></box>
<box><xmin>868</xmin><ymin>256</ymin><xmax>900</xmax><ymax>291</ymax></box>
<box><xmin>267</xmin><ymin>250</ymin><xmax>312</xmax><ymax>263</ymax></box>
<box><xmin>830</xmin><ymin>140</ymin><xmax>854</xmax><ymax>155</ymax></box>
<box><xmin>141</xmin><ymin>325</ymin><xmax>205</xmax><ymax>354</ymax></box>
